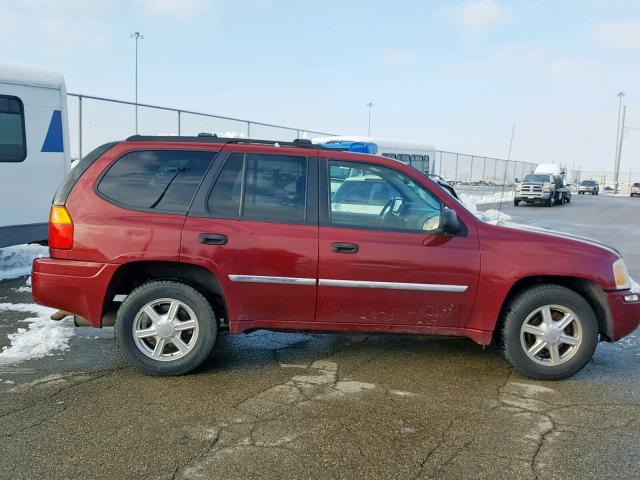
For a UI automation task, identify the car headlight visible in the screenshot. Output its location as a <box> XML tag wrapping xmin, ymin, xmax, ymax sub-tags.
<box><xmin>543</xmin><ymin>182</ymin><xmax>551</xmax><ymax>192</ymax></box>
<box><xmin>613</xmin><ymin>258</ymin><xmax>631</xmax><ymax>290</ymax></box>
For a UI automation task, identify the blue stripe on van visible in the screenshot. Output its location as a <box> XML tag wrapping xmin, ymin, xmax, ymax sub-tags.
<box><xmin>41</xmin><ymin>110</ymin><xmax>64</xmax><ymax>152</ymax></box>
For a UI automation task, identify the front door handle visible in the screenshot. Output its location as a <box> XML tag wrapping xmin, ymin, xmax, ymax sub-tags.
<box><xmin>331</xmin><ymin>242</ymin><xmax>359</xmax><ymax>254</ymax></box>
<box><xmin>198</xmin><ymin>233</ymin><xmax>228</xmax><ymax>245</ymax></box>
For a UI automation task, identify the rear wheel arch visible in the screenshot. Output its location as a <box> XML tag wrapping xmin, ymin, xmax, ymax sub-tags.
<box><xmin>495</xmin><ymin>275</ymin><xmax>612</xmax><ymax>343</ymax></box>
<box><xmin>102</xmin><ymin>260</ymin><xmax>228</xmax><ymax>329</ymax></box>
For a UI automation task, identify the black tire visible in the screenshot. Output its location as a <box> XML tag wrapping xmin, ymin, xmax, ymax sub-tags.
<box><xmin>115</xmin><ymin>280</ymin><xmax>218</xmax><ymax>375</ymax></box>
<box><xmin>500</xmin><ymin>285</ymin><xmax>599</xmax><ymax>380</ymax></box>
<box><xmin>546</xmin><ymin>196</ymin><xmax>553</xmax><ymax>207</ymax></box>
<box><xmin>514</xmin><ymin>199</ymin><xmax>519</xmax><ymax>207</ymax></box>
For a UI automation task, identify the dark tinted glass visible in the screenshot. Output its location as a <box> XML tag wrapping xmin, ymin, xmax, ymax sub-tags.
<box><xmin>97</xmin><ymin>150</ymin><xmax>214</xmax><ymax>214</ymax></box>
<box><xmin>243</xmin><ymin>154</ymin><xmax>307</xmax><ymax>223</ymax></box>
<box><xmin>54</xmin><ymin>142</ymin><xmax>118</xmax><ymax>205</ymax></box>
<box><xmin>0</xmin><ymin>96</ymin><xmax>26</xmax><ymax>162</ymax></box>
<box><xmin>207</xmin><ymin>153</ymin><xmax>243</xmax><ymax>218</ymax></box>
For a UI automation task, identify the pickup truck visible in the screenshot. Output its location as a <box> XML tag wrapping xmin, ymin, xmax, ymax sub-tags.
<box><xmin>514</xmin><ymin>173</ymin><xmax>571</xmax><ymax>207</ymax></box>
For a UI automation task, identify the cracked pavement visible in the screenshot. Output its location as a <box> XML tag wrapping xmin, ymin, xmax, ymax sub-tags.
<box><xmin>1</xmin><ymin>194</ymin><xmax>639</xmax><ymax>479</ymax></box>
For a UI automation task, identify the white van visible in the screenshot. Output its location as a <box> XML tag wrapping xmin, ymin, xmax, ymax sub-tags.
<box><xmin>0</xmin><ymin>62</ymin><xmax>70</xmax><ymax>247</ymax></box>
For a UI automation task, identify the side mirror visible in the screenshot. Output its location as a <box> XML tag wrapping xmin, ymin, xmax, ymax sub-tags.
<box><xmin>441</xmin><ymin>208</ymin><xmax>464</xmax><ymax>236</ymax></box>
<box><xmin>515</xmin><ymin>178</ymin><xmax>519</xmax><ymax>183</ymax></box>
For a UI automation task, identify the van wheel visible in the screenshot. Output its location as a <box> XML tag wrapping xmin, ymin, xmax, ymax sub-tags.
<box><xmin>500</xmin><ymin>285</ymin><xmax>598</xmax><ymax>380</ymax></box>
<box><xmin>116</xmin><ymin>281</ymin><xmax>217</xmax><ymax>375</ymax></box>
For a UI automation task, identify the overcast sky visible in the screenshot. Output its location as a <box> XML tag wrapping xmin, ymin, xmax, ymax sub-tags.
<box><xmin>3</xmin><ymin>0</ymin><xmax>640</xmax><ymax>172</ymax></box>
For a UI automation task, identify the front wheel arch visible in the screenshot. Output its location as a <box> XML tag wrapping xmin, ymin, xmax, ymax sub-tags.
<box><xmin>494</xmin><ymin>276</ymin><xmax>613</xmax><ymax>345</ymax></box>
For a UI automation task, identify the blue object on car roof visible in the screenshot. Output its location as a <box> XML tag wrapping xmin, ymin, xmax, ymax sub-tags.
<box><xmin>319</xmin><ymin>140</ymin><xmax>378</xmax><ymax>154</ymax></box>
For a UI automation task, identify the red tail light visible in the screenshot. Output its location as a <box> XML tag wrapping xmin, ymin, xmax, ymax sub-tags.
<box><xmin>49</xmin><ymin>205</ymin><xmax>74</xmax><ymax>249</ymax></box>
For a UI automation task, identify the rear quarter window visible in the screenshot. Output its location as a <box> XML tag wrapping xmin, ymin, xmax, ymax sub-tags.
<box><xmin>96</xmin><ymin>150</ymin><xmax>215</xmax><ymax>214</ymax></box>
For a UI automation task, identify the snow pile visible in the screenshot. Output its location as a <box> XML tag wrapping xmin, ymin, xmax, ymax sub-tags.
<box><xmin>458</xmin><ymin>190</ymin><xmax>514</xmax><ymax>206</ymax></box>
<box><xmin>0</xmin><ymin>244</ymin><xmax>48</xmax><ymax>280</ymax></box>
<box><xmin>630</xmin><ymin>277</ymin><xmax>640</xmax><ymax>294</ymax></box>
<box><xmin>0</xmin><ymin>303</ymin><xmax>74</xmax><ymax>363</ymax></box>
<box><xmin>480</xmin><ymin>209</ymin><xmax>513</xmax><ymax>222</ymax></box>
<box><xmin>459</xmin><ymin>195</ymin><xmax>513</xmax><ymax>223</ymax></box>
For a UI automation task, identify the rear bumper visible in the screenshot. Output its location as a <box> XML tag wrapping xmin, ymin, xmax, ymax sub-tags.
<box><xmin>32</xmin><ymin>257</ymin><xmax>118</xmax><ymax>327</ymax></box>
<box><xmin>605</xmin><ymin>290</ymin><xmax>640</xmax><ymax>341</ymax></box>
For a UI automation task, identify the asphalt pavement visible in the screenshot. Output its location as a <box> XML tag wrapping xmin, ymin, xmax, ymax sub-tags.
<box><xmin>0</xmin><ymin>193</ymin><xmax>639</xmax><ymax>480</ymax></box>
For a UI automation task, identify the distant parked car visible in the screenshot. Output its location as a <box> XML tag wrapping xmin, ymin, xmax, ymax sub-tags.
<box><xmin>578</xmin><ymin>180</ymin><xmax>599</xmax><ymax>195</ymax></box>
<box><xmin>604</xmin><ymin>186</ymin><xmax>614</xmax><ymax>192</ymax></box>
<box><xmin>631</xmin><ymin>183</ymin><xmax>640</xmax><ymax>197</ymax></box>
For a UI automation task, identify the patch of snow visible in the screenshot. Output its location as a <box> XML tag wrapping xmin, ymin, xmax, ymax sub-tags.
<box><xmin>0</xmin><ymin>303</ymin><xmax>74</xmax><ymax>364</ymax></box>
<box><xmin>630</xmin><ymin>277</ymin><xmax>640</xmax><ymax>294</ymax></box>
<box><xmin>0</xmin><ymin>317</ymin><xmax>74</xmax><ymax>364</ymax></box>
<box><xmin>458</xmin><ymin>193</ymin><xmax>513</xmax><ymax>223</ymax></box>
<box><xmin>459</xmin><ymin>190</ymin><xmax>514</xmax><ymax>206</ymax></box>
<box><xmin>0</xmin><ymin>303</ymin><xmax>56</xmax><ymax>317</ymax></box>
<box><xmin>0</xmin><ymin>245</ymin><xmax>48</xmax><ymax>280</ymax></box>
<box><xmin>481</xmin><ymin>209</ymin><xmax>513</xmax><ymax>222</ymax></box>
<box><xmin>14</xmin><ymin>276</ymin><xmax>32</xmax><ymax>293</ymax></box>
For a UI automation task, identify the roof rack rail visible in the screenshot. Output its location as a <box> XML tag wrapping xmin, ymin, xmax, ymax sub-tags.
<box><xmin>124</xmin><ymin>135</ymin><xmax>326</xmax><ymax>149</ymax></box>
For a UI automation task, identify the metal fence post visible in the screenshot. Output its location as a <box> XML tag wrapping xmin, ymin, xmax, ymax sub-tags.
<box><xmin>78</xmin><ymin>95</ymin><xmax>83</xmax><ymax>159</ymax></box>
<box><xmin>247</xmin><ymin>121</ymin><xmax>251</xmax><ymax>138</ymax></box>
<box><xmin>482</xmin><ymin>157</ymin><xmax>486</xmax><ymax>185</ymax></box>
<box><xmin>455</xmin><ymin>153</ymin><xmax>459</xmax><ymax>184</ymax></box>
<box><xmin>470</xmin><ymin>156</ymin><xmax>474</xmax><ymax>184</ymax></box>
<box><xmin>177</xmin><ymin>110</ymin><xmax>181</xmax><ymax>136</ymax></box>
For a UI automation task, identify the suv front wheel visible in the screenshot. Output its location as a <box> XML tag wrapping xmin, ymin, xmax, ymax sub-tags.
<box><xmin>116</xmin><ymin>281</ymin><xmax>217</xmax><ymax>375</ymax></box>
<box><xmin>500</xmin><ymin>285</ymin><xmax>598</xmax><ymax>380</ymax></box>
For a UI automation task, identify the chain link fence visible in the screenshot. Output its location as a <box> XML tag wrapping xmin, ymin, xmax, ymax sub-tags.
<box><xmin>432</xmin><ymin>151</ymin><xmax>537</xmax><ymax>193</ymax></box>
<box><xmin>67</xmin><ymin>93</ymin><xmax>335</xmax><ymax>160</ymax></box>
<box><xmin>570</xmin><ymin>170</ymin><xmax>640</xmax><ymax>195</ymax></box>
<box><xmin>67</xmin><ymin>93</ymin><xmax>540</xmax><ymax>193</ymax></box>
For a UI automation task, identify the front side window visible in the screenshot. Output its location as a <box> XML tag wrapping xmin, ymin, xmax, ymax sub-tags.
<box><xmin>207</xmin><ymin>153</ymin><xmax>308</xmax><ymax>224</ymax></box>
<box><xmin>97</xmin><ymin>150</ymin><xmax>215</xmax><ymax>214</ymax></box>
<box><xmin>328</xmin><ymin>161</ymin><xmax>443</xmax><ymax>233</ymax></box>
<box><xmin>0</xmin><ymin>95</ymin><xmax>26</xmax><ymax>162</ymax></box>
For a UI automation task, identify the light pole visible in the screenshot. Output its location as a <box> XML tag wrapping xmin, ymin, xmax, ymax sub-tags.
<box><xmin>613</xmin><ymin>91</ymin><xmax>624</xmax><ymax>193</ymax></box>
<box><xmin>131</xmin><ymin>31</ymin><xmax>144</xmax><ymax>134</ymax></box>
<box><xmin>367</xmin><ymin>102</ymin><xmax>374</xmax><ymax>136</ymax></box>
<box><xmin>507</xmin><ymin>123</ymin><xmax>516</xmax><ymax>160</ymax></box>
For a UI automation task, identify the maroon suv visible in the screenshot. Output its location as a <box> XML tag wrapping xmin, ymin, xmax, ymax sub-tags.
<box><xmin>32</xmin><ymin>136</ymin><xmax>640</xmax><ymax>379</ymax></box>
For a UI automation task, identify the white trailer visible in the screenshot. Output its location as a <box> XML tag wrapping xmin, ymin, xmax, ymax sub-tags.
<box><xmin>0</xmin><ymin>62</ymin><xmax>70</xmax><ymax>247</ymax></box>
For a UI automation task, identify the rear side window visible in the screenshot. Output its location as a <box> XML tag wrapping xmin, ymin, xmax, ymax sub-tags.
<box><xmin>0</xmin><ymin>95</ymin><xmax>26</xmax><ymax>162</ymax></box>
<box><xmin>54</xmin><ymin>142</ymin><xmax>118</xmax><ymax>205</ymax></box>
<box><xmin>97</xmin><ymin>150</ymin><xmax>215</xmax><ymax>214</ymax></box>
<box><xmin>207</xmin><ymin>153</ymin><xmax>308</xmax><ymax>224</ymax></box>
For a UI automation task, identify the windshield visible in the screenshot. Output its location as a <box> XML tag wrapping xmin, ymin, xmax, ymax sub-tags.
<box><xmin>581</xmin><ymin>181</ymin><xmax>596</xmax><ymax>186</ymax></box>
<box><xmin>523</xmin><ymin>174</ymin><xmax>551</xmax><ymax>183</ymax></box>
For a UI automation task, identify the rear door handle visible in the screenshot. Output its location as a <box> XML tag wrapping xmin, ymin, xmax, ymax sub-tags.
<box><xmin>198</xmin><ymin>233</ymin><xmax>228</xmax><ymax>245</ymax></box>
<box><xmin>331</xmin><ymin>242</ymin><xmax>359</xmax><ymax>254</ymax></box>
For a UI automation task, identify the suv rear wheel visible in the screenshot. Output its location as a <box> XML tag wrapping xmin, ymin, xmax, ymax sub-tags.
<box><xmin>500</xmin><ymin>285</ymin><xmax>598</xmax><ymax>380</ymax></box>
<box><xmin>115</xmin><ymin>281</ymin><xmax>217</xmax><ymax>375</ymax></box>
